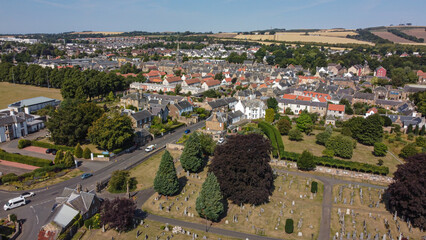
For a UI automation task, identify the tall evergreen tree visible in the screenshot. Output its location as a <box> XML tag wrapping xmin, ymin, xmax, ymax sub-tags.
<box><xmin>54</xmin><ymin>150</ymin><xmax>64</xmax><ymax>165</ymax></box>
<box><xmin>74</xmin><ymin>143</ymin><xmax>83</xmax><ymax>158</ymax></box>
<box><xmin>180</xmin><ymin>132</ymin><xmax>203</xmax><ymax>172</ymax></box>
<box><xmin>358</xmin><ymin>114</ymin><xmax>383</xmax><ymax>145</ymax></box>
<box><xmin>63</xmin><ymin>151</ymin><xmax>75</xmax><ymax>168</ymax></box>
<box><xmin>196</xmin><ymin>173</ymin><xmax>225</xmax><ymax>222</ymax></box>
<box><xmin>407</xmin><ymin>124</ymin><xmax>413</xmax><ymax>134</ymax></box>
<box><xmin>153</xmin><ymin>151</ymin><xmax>180</xmax><ymax>196</ymax></box>
<box><xmin>414</xmin><ymin>125</ymin><xmax>420</xmax><ymax>135</ymax></box>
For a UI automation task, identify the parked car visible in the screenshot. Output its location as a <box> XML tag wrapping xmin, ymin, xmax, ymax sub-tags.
<box><xmin>184</xmin><ymin>129</ymin><xmax>191</xmax><ymax>134</ymax></box>
<box><xmin>81</xmin><ymin>173</ymin><xmax>93</xmax><ymax>179</ymax></box>
<box><xmin>51</xmin><ymin>149</ymin><xmax>58</xmax><ymax>155</ymax></box>
<box><xmin>145</xmin><ymin>145</ymin><xmax>155</xmax><ymax>152</ymax></box>
<box><xmin>20</xmin><ymin>192</ymin><xmax>35</xmax><ymax>198</ymax></box>
<box><xmin>218</xmin><ymin>138</ymin><xmax>225</xmax><ymax>144</ymax></box>
<box><xmin>4</xmin><ymin>197</ymin><xmax>27</xmax><ymax>211</ymax></box>
<box><xmin>45</xmin><ymin>148</ymin><xmax>54</xmax><ymax>154</ymax></box>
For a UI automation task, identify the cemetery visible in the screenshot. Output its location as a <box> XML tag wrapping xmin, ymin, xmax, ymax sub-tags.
<box><xmin>330</xmin><ymin>184</ymin><xmax>423</xmax><ymax>240</ymax></box>
<box><xmin>80</xmin><ymin>219</ymin><xmax>235</xmax><ymax>240</ymax></box>
<box><xmin>143</xmin><ymin>167</ymin><xmax>324</xmax><ymax>239</ymax></box>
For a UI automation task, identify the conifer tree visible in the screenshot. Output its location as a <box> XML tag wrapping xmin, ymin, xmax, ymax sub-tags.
<box><xmin>414</xmin><ymin>125</ymin><xmax>419</xmax><ymax>135</ymax></box>
<box><xmin>83</xmin><ymin>147</ymin><xmax>91</xmax><ymax>159</ymax></box>
<box><xmin>63</xmin><ymin>151</ymin><xmax>75</xmax><ymax>168</ymax></box>
<box><xmin>153</xmin><ymin>151</ymin><xmax>180</xmax><ymax>196</ymax></box>
<box><xmin>407</xmin><ymin>124</ymin><xmax>413</xmax><ymax>134</ymax></box>
<box><xmin>54</xmin><ymin>150</ymin><xmax>64</xmax><ymax>165</ymax></box>
<box><xmin>74</xmin><ymin>143</ymin><xmax>83</xmax><ymax>158</ymax></box>
<box><xmin>196</xmin><ymin>173</ymin><xmax>225</xmax><ymax>222</ymax></box>
<box><xmin>180</xmin><ymin>132</ymin><xmax>203</xmax><ymax>172</ymax></box>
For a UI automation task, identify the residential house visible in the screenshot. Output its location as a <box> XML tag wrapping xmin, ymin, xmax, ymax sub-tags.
<box><xmin>38</xmin><ymin>188</ymin><xmax>101</xmax><ymax>240</ymax></box>
<box><xmin>182</xmin><ymin>78</ymin><xmax>201</xmax><ymax>87</ymax></box>
<box><xmin>375</xmin><ymin>99</ymin><xmax>402</xmax><ymax>110</ymax></box>
<box><xmin>327</xmin><ymin>104</ymin><xmax>345</xmax><ymax>119</ymax></box>
<box><xmin>201</xmin><ymin>79</ymin><xmax>221</xmax><ymax>91</ymax></box>
<box><xmin>120</xmin><ymin>91</ymin><xmax>147</xmax><ymax>110</ymax></box>
<box><xmin>277</xmin><ymin>98</ymin><xmax>327</xmax><ymax>116</ymax></box>
<box><xmin>365</xmin><ymin>107</ymin><xmax>378</xmax><ymax>118</ymax></box>
<box><xmin>163</xmin><ymin>76</ymin><xmax>183</xmax><ymax>85</ymax></box>
<box><xmin>0</xmin><ymin>111</ymin><xmax>27</xmax><ymax>142</ymax></box>
<box><xmin>235</xmin><ymin>99</ymin><xmax>267</xmax><ymax>119</ymax></box>
<box><xmin>150</xmin><ymin>105</ymin><xmax>169</xmax><ymax>122</ymax></box>
<box><xmin>8</xmin><ymin>96</ymin><xmax>61</xmax><ymax>114</ymax></box>
<box><xmin>206</xmin><ymin>112</ymin><xmax>227</xmax><ymax>131</ymax></box>
<box><xmin>129</xmin><ymin>110</ymin><xmax>153</xmax><ymax>129</ymax></box>
<box><xmin>374</xmin><ymin>66</ymin><xmax>387</xmax><ymax>78</ymax></box>
<box><xmin>417</xmin><ymin>70</ymin><xmax>426</xmax><ymax>84</ymax></box>
<box><xmin>352</xmin><ymin>92</ymin><xmax>375</xmax><ymax>105</ymax></box>
<box><xmin>168</xmin><ymin>100</ymin><xmax>193</xmax><ymax>118</ymax></box>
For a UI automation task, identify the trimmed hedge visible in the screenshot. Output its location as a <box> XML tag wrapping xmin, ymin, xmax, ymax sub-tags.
<box><xmin>1</xmin><ymin>164</ymin><xmax>68</xmax><ymax>184</ymax></box>
<box><xmin>0</xmin><ymin>151</ymin><xmax>52</xmax><ymax>167</ymax></box>
<box><xmin>258</xmin><ymin>121</ymin><xmax>278</xmax><ymax>158</ymax></box>
<box><xmin>258</xmin><ymin>121</ymin><xmax>285</xmax><ymax>159</ymax></box>
<box><xmin>281</xmin><ymin>151</ymin><xmax>389</xmax><ymax>175</ymax></box>
<box><xmin>285</xmin><ymin>219</ymin><xmax>294</xmax><ymax>234</ymax></box>
<box><xmin>18</xmin><ymin>139</ymin><xmax>31</xmax><ymax>149</ymax></box>
<box><xmin>311</xmin><ymin>181</ymin><xmax>318</xmax><ymax>193</ymax></box>
<box><xmin>31</xmin><ymin>141</ymin><xmax>74</xmax><ymax>152</ymax></box>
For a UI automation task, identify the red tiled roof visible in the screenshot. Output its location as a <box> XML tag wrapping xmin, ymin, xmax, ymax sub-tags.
<box><xmin>116</xmin><ymin>72</ymin><xmax>137</xmax><ymax>78</ymax></box>
<box><xmin>166</xmin><ymin>76</ymin><xmax>182</xmax><ymax>83</ymax></box>
<box><xmin>185</xmin><ymin>78</ymin><xmax>201</xmax><ymax>85</ymax></box>
<box><xmin>328</xmin><ymin>104</ymin><xmax>345</xmax><ymax>112</ymax></box>
<box><xmin>225</xmin><ymin>78</ymin><xmax>233</xmax><ymax>82</ymax></box>
<box><xmin>204</xmin><ymin>79</ymin><xmax>221</xmax><ymax>87</ymax></box>
<box><xmin>149</xmin><ymin>78</ymin><xmax>163</xmax><ymax>83</ymax></box>
<box><xmin>367</xmin><ymin>107</ymin><xmax>378</xmax><ymax>114</ymax></box>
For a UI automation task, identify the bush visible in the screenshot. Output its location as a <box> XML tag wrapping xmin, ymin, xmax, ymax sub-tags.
<box><xmin>18</xmin><ymin>139</ymin><xmax>31</xmax><ymax>149</ymax></box>
<box><xmin>322</xmin><ymin>149</ymin><xmax>334</xmax><ymax>158</ymax></box>
<box><xmin>297</xmin><ymin>150</ymin><xmax>316</xmax><ymax>171</ymax></box>
<box><xmin>84</xmin><ymin>213</ymin><xmax>101</xmax><ymax>229</ymax></box>
<box><xmin>31</xmin><ymin>141</ymin><xmax>74</xmax><ymax>152</ymax></box>
<box><xmin>0</xmin><ymin>151</ymin><xmax>52</xmax><ymax>167</ymax></box>
<box><xmin>373</xmin><ymin>142</ymin><xmax>388</xmax><ymax>156</ymax></box>
<box><xmin>325</xmin><ymin>135</ymin><xmax>354</xmax><ymax>159</ymax></box>
<box><xmin>276</xmin><ymin>118</ymin><xmax>291</xmax><ymax>135</ymax></box>
<box><xmin>83</xmin><ymin>147</ymin><xmax>91</xmax><ymax>159</ymax></box>
<box><xmin>399</xmin><ymin>143</ymin><xmax>419</xmax><ymax>159</ymax></box>
<box><xmin>285</xmin><ymin>219</ymin><xmax>294</xmax><ymax>234</ymax></box>
<box><xmin>1</xmin><ymin>173</ymin><xmax>18</xmax><ymax>183</ymax></box>
<box><xmin>315</xmin><ymin>130</ymin><xmax>332</xmax><ymax>146</ymax></box>
<box><xmin>311</xmin><ymin>181</ymin><xmax>318</xmax><ymax>193</ymax></box>
<box><xmin>288</xmin><ymin>128</ymin><xmax>303</xmax><ymax>141</ymax></box>
<box><xmin>74</xmin><ymin>143</ymin><xmax>83</xmax><ymax>158</ymax></box>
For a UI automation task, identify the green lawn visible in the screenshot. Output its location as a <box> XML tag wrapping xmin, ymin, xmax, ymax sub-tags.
<box><xmin>0</xmin><ymin>82</ymin><xmax>62</xmax><ymax>109</ymax></box>
<box><xmin>282</xmin><ymin>130</ymin><xmax>401</xmax><ymax>175</ymax></box>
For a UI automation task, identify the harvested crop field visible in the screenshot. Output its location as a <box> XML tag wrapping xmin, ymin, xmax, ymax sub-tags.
<box><xmin>371</xmin><ymin>31</ymin><xmax>414</xmax><ymax>43</ymax></box>
<box><xmin>235</xmin><ymin>32</ymin><xmax>373</xmax><ymax>45</ymax></box>
<box><xmin>401</xmin><ymin>28</ymin><xmax>426</xmax><ymax>40</ymax></box>
<box><xmin>71</xmin><ymin>31</ymin><xmax>123</xmax><ymax>35</ymax></box>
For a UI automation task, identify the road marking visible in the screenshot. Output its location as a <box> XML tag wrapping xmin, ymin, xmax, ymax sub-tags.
<box><xmin>30</xmin><ymin>206</ymin><xmax>39</xmax><ymax>224</ymax></box>
<box><xmin>31</xmin><ymin>199</ymin><xmax>54</xmax><ymax>207</ymax></box>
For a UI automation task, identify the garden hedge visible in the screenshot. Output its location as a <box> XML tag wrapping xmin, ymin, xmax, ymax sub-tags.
<box><xmin>280</xmin><ymin>151</ymin><xmax>389</xmax><ymax>175</ymax></box>
<box><xmin>258</xmin><ymin>121</ymin><xmax>285</xmax><ymax>159</ymax></box>
<box><xmin>31</xmin><ymin>141</ymin><xmax>74</xmax><ymax>152</ymax></box>
<box><xmin>0</xmin><ymin>150</ymin><xmax>52</xmax><ymax>167</ymax></box>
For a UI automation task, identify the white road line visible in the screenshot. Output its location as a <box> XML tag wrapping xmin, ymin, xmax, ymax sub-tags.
<box><xmin>31</xmin><ymin>199</ymin><xmax>54</xmax><ymax>207</ymax></box>
<box><xmin>30</xmin><ymin>206</ymin><xmax>39</xmax><ymax>225</ymax></box>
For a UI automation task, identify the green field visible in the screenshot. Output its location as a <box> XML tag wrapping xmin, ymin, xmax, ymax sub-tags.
<box><xmin>282</xmin><ymin>130</ymin><xmax>402</xmax><ymax>175</ymax></box>
<box><xmin>0</xmin><ymin>82</ymin><xmax>62</xmax><ymax>109</ymax></box>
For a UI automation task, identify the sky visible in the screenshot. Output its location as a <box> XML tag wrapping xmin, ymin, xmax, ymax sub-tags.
<box><xmin>0</xmin><ymin>0</ymin><xmax>425</xmax><ymax>34</ymax></box>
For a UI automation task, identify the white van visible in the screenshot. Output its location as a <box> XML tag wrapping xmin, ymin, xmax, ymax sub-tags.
<box><xmin>3</xmin><ymin>196</ymin><xmax>27</xmax><ymax>210</ymax></box>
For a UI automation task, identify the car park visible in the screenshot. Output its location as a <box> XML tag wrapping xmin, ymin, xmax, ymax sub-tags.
<box><xmin>81</xmin><ymin>173</ymin><xmax>93</xmax><ymax>179</ymax></box>
<box><xmin>20</xmin><ymin>192</ymin><xmax>35</xmax><ymax>198</ymax></box>
<box><xmin>145</xmin><ymin>145</ymin><xmax>155</xmax><ymax>152</ymax></box>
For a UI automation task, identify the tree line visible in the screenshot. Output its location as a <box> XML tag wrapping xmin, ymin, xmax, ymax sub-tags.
<box><xmin>0</xmin><ymin>62</ymin><xmax>131</xmax><ymax>100</ymax></box>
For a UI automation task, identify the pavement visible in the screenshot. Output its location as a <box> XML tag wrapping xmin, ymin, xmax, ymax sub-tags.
<box><xmin>0</xmin><ymin>123</ymin><xmax>390</xmax><ymax>240</ymax></box>
<box><xmin>0</xmin><ymin>121</ymin><xmax>205</xmax><ymax>240</ymax></box>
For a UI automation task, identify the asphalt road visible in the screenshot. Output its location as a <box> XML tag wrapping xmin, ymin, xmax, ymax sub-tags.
<box><xmin>0</xmin><ymin>121</ymin><xmax>205</xmax><ymax>240</ymax></box>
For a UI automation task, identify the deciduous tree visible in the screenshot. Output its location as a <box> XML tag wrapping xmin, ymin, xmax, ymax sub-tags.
<box><xmin>297</xmin><ymin>150</ymin><xmax>316</xmax><ymax>171</ymax></box>
<box><xmin>385</xmin><ymin>153</ymin><xmax>425</xmax><ymax>229</ymax></box>
<box><xmin>276</xmin><ymin>118</ymin><xmax>291</xmax><ymax>135</ymax></box>
<box><xmin>373</xmin><ymin>142</ymin><xmax>388</xmax><ymax>157</ymax></box>
<box><xmin>296</xmin><ymin>113</ymin><xmax>313</xmax><ymax>135</ymax></box>
<box><xmin>100</xmin><ymin>198</ymin><xmax>136</xmax><ymax>232</ymax></box>
<box><xmin>209</xmin><ymin>134</ymin><xmax>274</xmax><ymax>205</ymax></box>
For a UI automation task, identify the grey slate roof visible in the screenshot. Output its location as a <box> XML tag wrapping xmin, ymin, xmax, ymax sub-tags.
<box><xmin>174</xmin><ymin>100</ymin><xmax>192</xmax><ymax>110</ymax></box>
<box><xmin>8</xmin><ymin>96</ymin><xmax>59</xmax><ymax>108</ymax></box>
<box><xmin>353</xmin><ymin>92</ymin><xmax>375</xmax><ymax>100</ymax></box>
<box><xmin>132</xmin><ymin>110</ymin><xmax>152</xmax><ymax>121</ymax></box>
